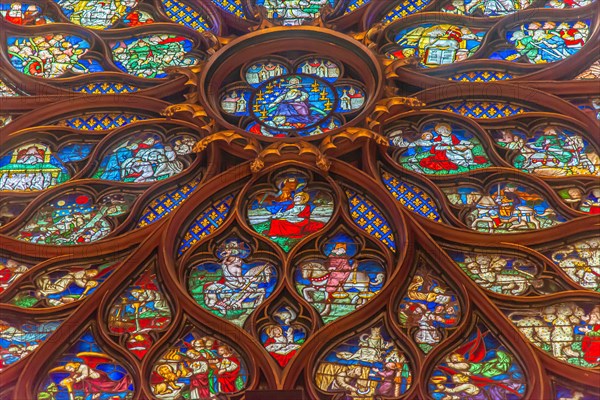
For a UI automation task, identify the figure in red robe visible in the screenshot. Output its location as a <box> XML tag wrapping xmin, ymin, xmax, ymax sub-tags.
<box><xmin>266</xmin><ymin>192</ymin><xmax>324</xmax><ymax>239</ymax></box>
<box><xmin>324</xmin><ymin>242</ymin><xmax>354</xmax><ymax>301</ymax></box>
<box><xmin>186</xmin><ymin>349</ymin><xmax>212</xmax><ymax>399</ymax></box>
<box><xmin>263</xmin><ymin>325</ymin><xmax>300</xmax><ymax>367</ymax></box>
<box><xmin>418</xmin><ymin>123</ymin><xmax>487</xmax><ymax>171</ymax></box>
<box><xmin>214</xmin><ymin>345</ymin><xmax>241</xmax><ymax>393</ymax></box>
<box><xmin>57</xmin><ymin>354</ymin><xmax>132</xmax><ymax>396</ymax></box>
<box><xmin>581</xmin><ymin>306</ymin><xmax>600</xmax><ymax>364</ymax></box>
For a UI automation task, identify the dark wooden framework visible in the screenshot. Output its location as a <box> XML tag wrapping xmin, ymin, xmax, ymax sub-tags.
<box><xmin>0</xmin><ymin>1</ymin><xmax>599</xmax><ymax>399</ymax></box>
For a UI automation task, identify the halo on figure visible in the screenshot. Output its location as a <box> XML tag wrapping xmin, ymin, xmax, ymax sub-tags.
<box><xmin>323</xmin><ymin>232</ymin><xmax>359</xmax><ymax>257</ymax></box>
<box><xmin>294</xmin><ymin>192</ymin><xmax>310</xmax><ymax>204</ymax></box>
<box><xmin>216</xmin><ymin>238</ymin><xmax>251</xmax><ymax>259</ymax></box>
<box><xmin>286</xmin><ymin>76</ymin><xmax>303</xmax><ymax>88</ymax></box>
<box><xmin>265</xmin><ymin>325</ymin><xmax>283</xmax><ymax>337</ymax></box>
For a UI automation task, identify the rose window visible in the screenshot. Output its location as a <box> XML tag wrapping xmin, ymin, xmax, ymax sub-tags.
<box><xmin>0</xmin><ymin>0</ymin><xmax>598</xmax><ymax>399</ymax></box>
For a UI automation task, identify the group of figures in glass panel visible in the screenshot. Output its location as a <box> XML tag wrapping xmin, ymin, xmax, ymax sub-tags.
<box><xmin>219</xmin><ymin>57</ymin><xmax>366</xmax><ymax>137</ymax></box>
<box><xmin>0</xmin><ymin>0</ymin><xmax>598</xmax><ymax>398</ymax></box>
<box><xmin>383</xmin><ymin>18</ymin><xmax>592</xmax><ymax>66</ymax></box>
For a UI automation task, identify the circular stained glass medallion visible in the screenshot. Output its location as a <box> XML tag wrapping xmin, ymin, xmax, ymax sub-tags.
<box><xmin>201</xmin><ymin>27</ymin><xmax>383</xmax><ymax>140</ymax></box>
<box><xmin>250</xmin><ymin>74</ymin><xmax>337</xmax><ymax>132</ymax></box>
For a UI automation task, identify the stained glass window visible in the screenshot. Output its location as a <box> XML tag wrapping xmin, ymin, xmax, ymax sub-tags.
<box><xmin>1</xmin><ymin>0</ymin><xmax>598</xmax><ymax>399</ymax></box>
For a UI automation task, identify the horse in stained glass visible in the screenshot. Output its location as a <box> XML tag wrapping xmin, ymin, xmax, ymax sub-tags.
<box><xmin>296</xmin><ymin>233</ymin><xmax>386</xmax><ymax>323</ymax></box>
<box><xmin>444</xmin><ymin>183</ymin><xmax>566</xmax><ymax>233</ymax></box>
<box><xmin>188</xmin><ymin>238</ymin><xmax>277</xmax><ymax>326</ymax></box>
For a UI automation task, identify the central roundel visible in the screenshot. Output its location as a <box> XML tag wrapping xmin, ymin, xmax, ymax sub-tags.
<box><xmin>251</xmin><ymin>74</ymin><xmax>337</xmax><ymax>132</ymax></box>
<box><xmin>200</xmin><ymin>27</ymin><xmax>383</xmax><ymax>140</ymax></box>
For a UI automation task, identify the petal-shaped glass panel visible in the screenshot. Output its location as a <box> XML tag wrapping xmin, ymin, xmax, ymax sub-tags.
<box><xmin>255</xmin><ymin>0</ymin><xmax>335</xmax><ymax>25</ymax></box>
<box><xmin>7</xmin><ymin>34</ymin><xmax>91</xmax><ymax>78</ymax></box>
<box><xmin>1</xmin><ymin>2</ymin><xmax>52</xmax><ymax>24</ymax></box>
<box><xmin>110</xmin><ymin>35</ymin><xmax>199</xmax><ymax>78</ymax></box>
<box><xmin>295</xmin><ymin>232</ymin><xmax>386</xmax><ymax>323</ymax></box>
<box><xmin>150</xmin><ymin>329</ymin><xmax>249</xmax><ymax>397</ymax></box>
<box><xmin>388</xmin><ymin>122</ymin><xmax>492</xmax><ymax>175</ymax></box>
<box><xmin>389</xmin><ymin>24</ymin><xmax>487</xmax><ymax>67</ymax></box>
<box><xmin>36</xmin><ymin>330</ymin><xmax>135</xmax><ymax>399</ymax></box>
<box><xmin>247</xmin><ymin>171</ymin><xmax>333</xmax><ymax>252</ymax></box>
<box><xmin>399</xmin><ymin>266</ymin><xmax>461</xmax><ymax>353</ymax></box>
<box><xmin>545</xmin><ymin>237</ymin><xmax>599</xmax><ymax>291</ymax></box>
<box><xmin>0</xmin><ymin>318</ymin><xmax>62</xmax><ymax>371</ymax></box>
<box><xmin>0</xmin><ymin>144</ymin><xmax>70</xmax><ymax>192</ymax></box>
<box><xmin>108</xmin><ymin>266</ymin><xmax>171</xmax><ymax>359</ymax></box>
<box><xmin>220</xmin><ymin>89</ymin><xmax>252</xmax><ymax>116</ymax></box>
<box><xmin>506</xmin><ymin>301</ymin><xmax>599</xmax><ymax>368</ymax></box>
<box><xmin>53</xmin><ymin>0</ymin><xmax>138</xmax><ymax>28</ymax></box>
<box><xmin>296</xmin><ymin>58</ymin><xmax>341</xmax><ymax>83</ymax></box>
<box><xmin>9</xmin><ymin>260</ymin><xmax>120</xmax><ymax>308</ymax></box>
<box><xmin>492</xmin><ymin>127</ymin><xmax>599</xmax><ymax>176</ymax></box>
<box><xmin>188</xmin><ymin>237</ymin><xmax>278</xmax><ymax>327</ymax></box>
<box><xmin>314</xmin><ymin>323</ymin><xmax>412</xmax><ymax>398</ymax></box>
<box><xmin>93</xmin><ymin>133</ymin><xmax>196</xmax><ymax>183</ymax></box>
<box><xmin>441</xmin><ymin>0</ymin><xmax>534</xmax><ymax>16</ymax></box>
<box><xmin>259</xmin><ymin>304</ymin><xmax>307</xmax><ymax>367</ymax></box>
<box><xmin>245</xmin><ymin>62</ymin><xmax>288</xmax><ymax>87</ymax></box>
<box><xmin>0</xmin><ymin>257</ymin><xmax>32</xmax><ymax>294</ymax></box>
<box><xmin>503</xmin><ymin>20</ymin><xmax>590</xmax><ymax>64</ymax></box>
<box><xmin>15</xmin><ymin>193</ymin><xmax>134</xmax><ymax>245</ymax></box>
<box><xmin>335</xmin><ymin>84</ymin><xmax>366</xmax><ymax>113</ymax></box>
<box><xmin>429</xmin><ymin>323</ymin><xmax>527</xmax><ymax>398</ymax></box>
<box><xmin>443</xmin><ymin>183</ymin><xmax>566</xmax><ymax>233</ymax></box>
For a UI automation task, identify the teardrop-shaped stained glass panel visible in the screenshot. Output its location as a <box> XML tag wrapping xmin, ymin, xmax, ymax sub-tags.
<box><xmin>188</xmin><ymin>237</ymin><xmax>278</xmax><ymax>327</ymax></box>
<box><xmin>314</xmin><ymin>324</ymin><xmax>412</xmax><ymax>398</ymax></box>
<box><xmin>36</xmin><ymin>330</ymin><xmax>135</xmax><ymax>400</ymax></box>
<box><xmin>429</xmin><ymin>323</ymin><xmax>527</xmax><ymax>399</ymax></box>
<box><xmin>150</xmin><ymin>330</ymin><xmax>249</xmax><ymax>397</ymax></box>
<box><xmin>295</xmin><ymin>232</ymin><xmax>386</xmax><ymax>323</ymax></box>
